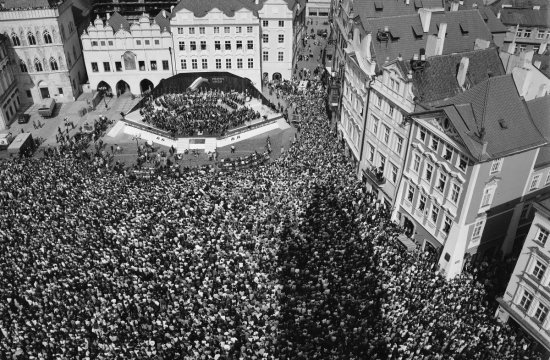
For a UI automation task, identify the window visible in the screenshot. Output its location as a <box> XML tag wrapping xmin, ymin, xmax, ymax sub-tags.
<box><xmin>516</xmin><ymin>28</ymin><xmax>522</xmax><ymax>37</ymax></box>
<box><xmin>412</xmin><ymin>154</ymin><xmax>421</xmax><ymax>173</ymax></box>
<box><xmin>278</xmin><ymin>51</ymin><xmax>284</xmax><ymax>62</ymax></box>
<box><xmin>480</xmin><ymin>186</ymin><xmax>495</xmax><ymax>208</ymax></box>
<box><xmin>425</xmin><ymin>163</ymin><xmax>434</xmax><ymax>182</ymax></box>
<box><xmin>190</xmin><ymin>41</ymin><xmax>197</xmax><ymax>51</ymax></box>
<box><xmin>236</xmin><ymin>26</ymin><xmax>242</xmax><ymax>33</ymax></box>
<box><xmin>443</xmin><ymin>215</ymin><xmax>452</xmax><ymax>234</ymax></box>
<box><xmin>216</xmin><ymin>59</ymin><xmax>221</xmax><ymax>69</ymax></box>
<box><xmin>224</xmin><ymin>27</ymin><xmax>230</xmax><ymax>34</ymax></box>
<box><xmin>115</xmin><ymin>62</ymin><xmax>122</xmax><ymax>72</ymax></box>
<box><xmin>529</xmin><ymin>174</ymin><xmax>541</xmax><ymax>191</ymax></box>
<box><xmin>47</xmin><ymin>58</ymin><xmax>57</xmax><ymax>71</ymax></box>
<box><xmin>237</xmin><ymin>58</ymin><xmax>243</xmax><ymax>68</ymax></box>
<box><xmin>391</xmin><ymin>164</ymin><xmax>398</xmax><ymax>183</ymax></box>
<box><xmin>444</xmin><ymin>145</ymin><xmax>453</xmax><ymax>161</ymax></box>
<box><xmin>536</xmin><ymin>228</ymin><xmax>549</xmax><ymax>245</ymax></box>
<box><xmin>450</xmin><ymin>183</ymin><xmax>461</xmax><ymax>203</ymax></box>
<box><xmin>431</xmin><ymin>136</ymin><xmax>439</xmax><ymax>151</ymax></box>
<box><xmin>407</xmin><ymin>184</ymin><xmax>415</xmax><ymax>203</ymax></box>
<box><xmin>179</xmin><ymin>41</ymin><xmax>185</xmax><ymax>51</ymax></box>
<box><xmin>395</xmin><ymin>135</ymin><xmax>403</xmax><ymax>155</ymax></box>
<box><xmin>181</xmin><ymin>59</ymin><xmax>187</xmax><ymax>69</ymax></box>
<box><xmin>178</xmin><ymin>27</ymin><xmax>184</xmax><ymax>34</ymax></box>
<box><xmin>136</xmin><ymin>40</ymin><xmax>141</xmax><ymax>45</ymax></box>
<box><xmin>532</xmin><ymin>260</ymin><xmax>547</xmax><ymax>281</ymax></box>
<box><xmin>490</xmin><ymin>158</ymin><xmax>503</xmax><ymax>174</ymax></box>
<box><xmin>150</xmin><ymin>61</ymin><xmax>157</xmax><ymax>71</ymax></box>
<box><xmin>225</xmin><ymin>41</ymin><xmax>231</xmax><ymax>50</ymax></box>
<box><xmin>199</xmin><ymin>27</ymin><xmax>205</xmax><ymax>34</ymax></box>
<box><xmin>379</xmin><ymin>154</ymin><xmax>386</xmax><ymax>171</ymax></box>
<box><xmin>431</xmin><ymin>205</ymin><xmax>440</xmax><ymax>224</ymax></box>
<box><xmin>419</xmin><ymin>127</ymin><xmax>426</xmax><ymax>142</ymax></box>
<box><xmin>137</xmin><ymin>60</ymin><xmax>145</xmax><ymax>71</ymax></box>
<box><xmin>28</xmin><ymin>33</ymin><xmax>36</xmax><ymax>45</ymax></box>
<box><xmin>189</xmin><ymin>27</ymin><xmax>195</xmax><ymax>34</ymax></box>
<box><xmin>537</xmin><ymin>29</ymin><xmax>546</xmax><ymax>39</ymax></box>
<box><xmin>519</xmin><ymin>290</ymin><xmax>534</xmax><ymax>311</ymax></box>
<box><xmin>247</xmin><ymin>40</ymin><xmax>254</xmax><ymax>50</ymax></box>
<box><xmin>437</xmin><ymin>173</ymin><xmax>447</xmax><ymax>193</ymax></box>
<box><xmin>263</xmin><ymin>51</ymin><xmax>269</xmax><ymax>61</ymax></box>
<box><xmin>215</xmin><ymin>41</ymin><xmax>221</xmax><ymax>50</ymax></box>
<box><xmin>43</xmin><ymin>31</ymin><xmax>52</xmax><ymax>44</ymax></box>
<box><xmin>388</xmin><ymin>105</ymin><xmax>394</xmax><ymax>118</ymax></box>
<box><xmin>58</xmin><ymin>87</ymin><xmax>63</xmax><ymax>95</ymax></box>
<box><xmin>19</xmin><ymin>61</ymin><xmax>27</xmax><ymax>73</ymax></box>
<box><xmin>376</xmin><ymin>95</ymin><xmax>382</xmax><ymax>108</ymax></box>
<box><xmin>202</xmin><ymin>59</ymin><xmax>207</xmax><ymax>69</ymax></box>
<box><xmin>368</xmin><ymin>144</ymin><xmax>375</xmax><ymax>162</ymax></box>
<box><xmin>236</xmin><ymin>40</ymin><xmax>243</xmax><ymax>50</ymax></box>
<box><xmin>278</xmin><ymin>34</ymin><xmax>284</xmax><ymax>43</ymax></box>
<box><xmin>418</xmin><ymin>195</ymin><xmax>427</xmax><ymax>211</ymax></box>
<box><xmin>214</xmin><ymin>27</ymin><xmax>220</xmax><ymax>34</ymax></box>
<box><xmin>458</xmin><ymin>155</ymin><xmax>468</xmax><ymax>172</ymax></box>
<box><xmin>263</xmin><ymin>34</ymin><xmax>269</xmax><ymax>43</ymax></box>
<box><xmin>191</xmin><ymin>59</ymin><xmax>197</xmax><ymax>69</ymax></box>
<box><xmin>263</xmin><ymin>20</ymin><xmax>269</xmax><ymax>27</ymax></box>
<box><xmin>26</xmin><ymin>90</ymin><xmax>31</xmax><ymax>98</ymax></box>
<box><xmin>279</xmin><ymin>20</ymin><xmax>284</xmax><ymax>27</ymax></box>
<box><xmin>11</xmin><ymin>34</ymin><xmax>21</xmax><ymax>46</ymax></box>
<box><xmin>226</xmin><ymin>59</ymin><xmax>231</xmax><ymax>69</ymax></box>
<box><xmin>145</xmin><ymin>40</ymin><xmax>150</xmax><ymax>45</ymax></box>
<box><xmin>247</xmin><ymin>26</ymin><xmax>253</xmax><ymax>33</ymax></box>
<box><xmin>383</xmin><ymin>125</ymin><xmax>390</xmax><ymax>143</ymax></box>
<box><xmin>535</xmin><ymin>303</ymin><xmax>549</xmax><ymax>323</ymax></box>
<box><xmin>109</xmin><ymin>41</ymin><xmax>114</xmax><ymax>46</ymax></box>
<box><xmin>547</xmin><ymin>173</ymin><xmax>550</xmax><ymax>185</ymax></box>
<box><xmin>472</xmin><ymin>219</ymin><xmax>484</xmax><ymax>239</ymax></box>
<box><xmin>248</xmin><ymin>58</ymin><xmax>253</xmax><ymax>68</ymax></box>
<box><xmin>200</xmin><ymin>41</ymin><xmax>206</xmax><ymax>50</ymax></box>
<box><xmin>91</xmin><ymin>62</ymin><xmax>98</xmax><ymax>72</ymax></box>
<box><xmin>372</xmin><ymin>116</ymin><xmax>379</xmax><ymax>135</ymax></box>
<box><xmin>523</xmin><ymin>29</ymin><xmax>532</xmax><ymax>38</ymax></box>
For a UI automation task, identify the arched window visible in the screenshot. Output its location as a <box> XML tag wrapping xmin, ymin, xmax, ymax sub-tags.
<box><xmin>34</xmin><ymin>59</ymin><xmax>43</xmax><ymax>72</ymax></box>
<box><xmin>28</xmin><ymin>32</ymin><xmax>36</xmax><ymax>45</ymax></box>
<box><xmin>20</xmin><ymin>61</ymin><xmax>27</xmax><ymax>73</ymax></box>
<box><xmin>43</xmin><ymin>31</ymin><xmax>52</xmax><ymax>44</ymax></box>
<box><xmin>50</xmin><ymin>57</ymin><xmax>58</xmax><ymax>71</ymax></box>
<box><xmin>11</xmin><ymin>33</ymin><xmax>20</xmax><ymax>46</ymax></box>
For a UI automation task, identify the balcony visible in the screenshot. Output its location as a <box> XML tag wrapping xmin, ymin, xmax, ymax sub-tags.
<box><xmin>365</xmin><ymin>166</ymin><xmax>386</xmax><ymax>185</ymax></box>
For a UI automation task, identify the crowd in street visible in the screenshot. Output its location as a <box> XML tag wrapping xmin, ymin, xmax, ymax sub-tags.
<box><xmin>0</xmin><ymin>70</ymin><xmax>544</xmax><ymax>359</ymax></box>
<box><xmin>140</xmin><ymin>90</ymin><xmax>260</xmax><ymax>137</ymax></box>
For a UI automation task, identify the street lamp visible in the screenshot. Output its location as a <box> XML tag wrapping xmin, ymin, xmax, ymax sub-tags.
<box><xmin>98</xmin><ymin>86</ymin><xmax>109</xmax><ymax>108</ymax></box>
<box><xmin>132</xmin><ymin>134</ymin><xmax>141</xmax><ymax>153</ymax></box>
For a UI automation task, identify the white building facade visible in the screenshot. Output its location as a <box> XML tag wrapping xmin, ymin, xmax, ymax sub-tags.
<box><xmin>0</xmin><ymin>0</ymin><xmax>85</xmax><ymax>104</ymax></box>
<box><xmin>81</xmin><ymin>12</ymin><xmax>173</xmax><ymax>96</ymax></box>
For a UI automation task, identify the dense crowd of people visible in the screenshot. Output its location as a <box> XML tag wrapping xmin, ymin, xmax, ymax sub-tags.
<box><xmin>140</xmin><ymin>90</ymin><xmax>260</xmax><ymax>137</ymax></box>
<box><xmin>0</xmin><ymin>71</ymin><xmax>544</xmax><ymax>359</ymax></box>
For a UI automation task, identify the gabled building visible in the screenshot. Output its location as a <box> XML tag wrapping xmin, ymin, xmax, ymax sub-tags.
<box><xmin>500</xmin><ymin>49</ymin><xmax>550</xmax><ymax>100</ymax></box>
<box><xmin>499</xmin><ymin>6</ymin><xmax>549</xmax><ymax>55</ymax></box>
<box><xmin>0</xmin><ymin>0</ymin><xmax>86</xmax><ymax>104</ymax></box>
<box><xmin>392</xmin><ymin>75</ymin><xmax>547</xmax><ymax>278</ymax></box>
<box><xmin>81</xmin><ymin>11</ymin><xmax>173</xmax><ymax>97</ymax></box>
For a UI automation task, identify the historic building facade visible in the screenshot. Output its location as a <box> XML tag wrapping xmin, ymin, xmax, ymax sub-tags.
<box><xmin>0</xmin><ymin>0</ymin><xmax>86</xmax><ymax>104</ymax></box>
<box><xmin>81</xmin><ymin>11</ymin><xmax>173</xmax><ymax>96</ymax></box>
<box><xmin>0</xmin><ymin>35</ymin><xmax>19</xmax><ymax>129</ymax></box>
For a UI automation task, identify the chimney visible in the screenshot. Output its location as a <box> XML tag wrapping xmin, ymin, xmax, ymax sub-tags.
<box><xmin>496</xmin><ymin>11</ymin><xmax>501</xmax><ymax>18</ymax></box>
<box><xmin>538</xmin><ymin>84</ymin><xmax>548</xmax><ymax>97</ymax></box>
<box><xmin>435</xmin><ymin>23</ymin><xmax>447</xmax><ymax>55</ymax></box>
<box><xmin>425</xmin><ymin>34</ymin><xmax>438</xmax><ymax>57</ymax></box>
<box><xmin>456</xmin><ymin>57</ymin><xmax>470</xmax><ymax>89</ymax></box>
<box><xmin>533</xmin><ymin>5</ymin><xmax>540</xmax><ymax>10</ymax></box>
<box><xmin>255</xmin><ymin>0</ymin><xmax>259</xmax><ymax>5</ymax></box>
<box><xmin>397</xmin><ymin>53</ymin><xmax>403</xmax><ymax>61</ymax></box>
<box><xmin>106</xmin><ymin>13</ymin><xmax>110</xmax><ymax>20</ymax></box>
<box><xmin>539</xmin><ymin>42</ymin><xmax>547</xmax><ymax>55</ymax></box>
<box><xmin>450</xmin><ymin>2</ymin><xmax>459</xmax><ymax>11</ymax></box>
<box><xmin>363</xmin><ymin>33</ymin><xmax>372</xmax><ymax>60</ymax></box>
<box><xmin>170</xmin><ymin>5</ymin><xmax>174</xmax><ymax>12</ymax></box>
<box><xmin>534</xmin><ymin>60</ymin><xmax>542</xmax><ymax>69</ymax></box>
<box><xmin>163</xmin><ymin>9</ymin><xmax>166</xmax><ymax>17</ymax></box>
<box><xmin>474</xmin><ymin>39</ymin><xmax>490</xmax><ymax>50</ymax></box>
<box><xmin>419</xmin><ymin>9</ymin><xmax>432</xmax><ymax>33</ymax></box>
<box><xmin>406</xmin><ymin>0</ymin><xmax>410</xmax><ymax>5</ymax></box>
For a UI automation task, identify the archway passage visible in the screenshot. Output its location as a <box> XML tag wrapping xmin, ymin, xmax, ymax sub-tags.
<box><xmin>37</xmin><ymin>80</ymin><xmax>50</xmax><ymax>99</ymax></box>
<box><xmin>403</xmin><ymin>217</ymin><xmax>415</xmax><ymax>238</ymax></box>
<box><xmin>97</xmin><ymin>81</ymin><xmax>112</xmax><ymax>96</ymax></box>
<box><xmin>140</xmin><ymin>79</ymin><xmax>154</xmax><ymax>95</ymax></box>
<box><xmin>116</xmin><ymin>80</ymin><xmax>130</xmax><ymax>97</ymax></box>
<box><xmin>272</xmin><ymin>72</ymin><xmax>282</xmax><ymax>81</ymax></box>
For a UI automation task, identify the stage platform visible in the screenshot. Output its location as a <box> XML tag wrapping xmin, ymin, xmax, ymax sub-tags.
<box><xmin>107</xmin><ymin>98</ymin><xmax>289</xmax><ymax>153</ymax></box>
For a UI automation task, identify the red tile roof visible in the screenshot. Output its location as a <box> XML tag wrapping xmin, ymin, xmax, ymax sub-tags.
<box><xmin>107</xmin><ymin>11</ymin><xmax>131</xmax><ymax>33</ymax></box>
<box><xmin>500</xmin><ymin>8</ymin><xmax>549</xmax><ymax>27</ymax></box>
<box><xmin>527</xmin><ymin>95</ymin><xmax>550</xmax><ymax>169</ymax></box>
<box><xmin>171</xmin><ymin>0</ymin><xmax>261</xmax><ymax>18</ymax></box>
<box><xmin>354</xmin><ymin>0</ymin><xmax>444</xmax><ymax>22</ymax></box>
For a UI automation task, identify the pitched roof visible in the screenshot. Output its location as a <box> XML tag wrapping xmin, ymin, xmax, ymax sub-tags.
<box><xmin>533</xmin><ymin>53</ymin><xmax>550</xmax><ymax>79</ymax></box>
<box><xmin>365</xmin><ymin>9</ymin><xmax>493</xmax><ymax>66</ymax></box>
<box><xmin>154</xmin><ymin>9</ymin><xmax>171</xmax><ymax>32</ymax></box>
<box><xmin>171</xmin><ymin>0</ymin><xmax>260</xmax><ymax>18</ymax></box>
<box><xmin>478</xmin><ymin>7</ymin><xmax>508</xmax><ymax>33</ymax></box>
<box><xmin>406</xmin><ymin>47</ymin><xmax>506</xmax><ymax>105</ymax></box>
<box><xmin>433</xmin><ymin>75</ymin><xmax>547</xmax><ymax>160</ymax></box>
<box><xmin>108</xmin><ymin>11</ymin><xmax>131</xmax><ymax>33</ymax></box>
<box><xmin>500</xmin><ymin>8</ymin><xmax>549</xmax><ymax>27</ymax></box>
<box><xmin>3</xmin><ymin>0</ymin><xmax>53</xmax><ymax>9</ymax></box>
<box><xmin>526</xmin><ymin>95</ymin><xmax>550</xmax><ymax>168</ymax></box>
<box><xmin>354</xmin><ymin>0</ymin><xmax>444</xmax><ymax>22</ymax></box>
